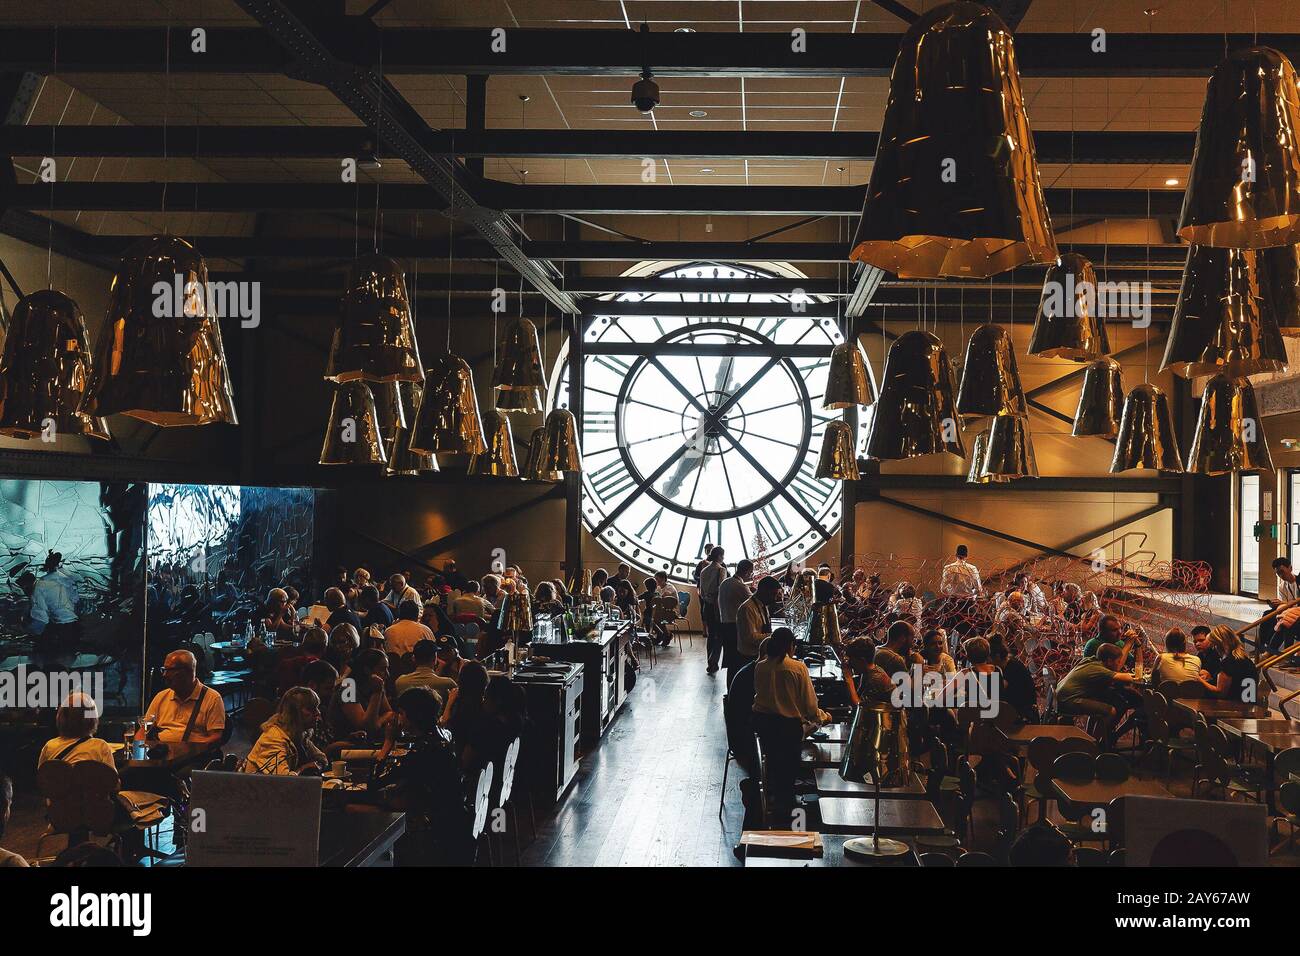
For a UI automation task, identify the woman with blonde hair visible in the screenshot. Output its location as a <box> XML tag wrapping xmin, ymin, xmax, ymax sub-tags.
<box><xmin>1197</xmin><ymin>624</ymin><xmax>1259</xmax><ymax>703</ymax></box>
<box><xmin>243</xmin><ymin>687</ymin><xmax>327</xmax><ymax>775</ymax></box>
<box><xmin>37</xmin><ymin>692</ymin><xmax>116</xmax><ymax>768</ymax></box>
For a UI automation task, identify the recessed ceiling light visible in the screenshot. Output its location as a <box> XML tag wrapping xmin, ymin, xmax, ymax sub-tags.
<box><xmin>1165</xmin><ymin>177</ymin><xmax>1180</xmax><ymax>186</ymax></box>
<box><xmin>699</xmin><ymin>167</ymin><xmax>714</xmax><ymax>174</ymax></box>
<box><xmin>689</xmin><ymin>109</ymin><xmax>708</xmax><ymax>118</ymax></box>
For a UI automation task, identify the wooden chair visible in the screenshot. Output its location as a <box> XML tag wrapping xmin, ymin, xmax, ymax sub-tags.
<box><xmin>36</xmin><ymin>760</ymin><xmax>169</xmax><ymax>864</ymax></box>
<box><xmin>919</xmin><ymin>851</ymin><xmax>956</xmax><ymax>866</ymax></box>
<box><xmin>1269</xmin><ymin>747</ymin><xmax>1300</xmax><ymax>853</ymax></box>
<box><xmin>1191</xmin><ymin>722</ymin><xmax>1267</xmax><ymax>802</ymax></box>
<box><xmin>1138</xmin><ymin>692</ymin><xmax>1197</xmax><ymax>778</ymax></box>
<box><xmin>955</xmin><ymin>850</ymin><xmax>998</xmax><ymax>866</ymax></box>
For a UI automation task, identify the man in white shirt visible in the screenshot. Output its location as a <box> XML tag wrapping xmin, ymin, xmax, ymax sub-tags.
<box><xmin>698</xmin><ymin>547</ymin><xmax>727</xmax><ymax>675</ymax></box>
<box><xmin>736</xmin><ymin>576</ymin><xmax>782</xmax><ymax>663</ymax></box>
<box><xmin>1265</xmin><ymin>557</ymin><xmax>1300</xmax><ymax>651</ymax></box>
<box><xmin>718</xmin><ymin>559</ymin><xmax>754</xmax><ymax>684</ymax></box>
<box><xmin>450</xmin><ymin>580</ymin><xmax>494</xmax><ymax>619</ymax></box>
<box><xmin>384</xmin><ymin>599</ymin><xmax>435</xmax><ymax>657</ymax></box>
<box><xmin>940</xmin><ymin>544</ymin><xmax>983</xmax><ymax>598</ymax></box>
<box><xmin>144</xmin><ymin>650</ymin><xmax>226</xmax><ymax>746</ymax></box>
<box><xmin>383</xmin><ymin>573</ymin><xmax>421</xmax><ymax>610</ymax></box>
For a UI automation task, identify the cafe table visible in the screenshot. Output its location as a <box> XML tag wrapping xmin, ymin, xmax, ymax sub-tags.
<box><xmin>1172</xmin><ymin>699</ymin><xmax>1277</xmax><ymax>723</ymax></box>
<box><xmin>1051</xmin><ymin>774</ymin><xmax>1173</xmax><ymax>809</ymax></box>
<box><xmin>118</xmin><ymin>740</ymin><xmax>218</xmax><ymax>772</ymax></box>
<box><xmin>743</xmin><ymin>833</ymin><xmax>919</xmax><ymax>868</ymax></box>
<box><xmin>809</xmin><ymin>722</ymin><xmax>849</xmax><ymax>744</ymax></box>
<box><xmin>814</xmin><ymin>768</ymin><xmax>926</xmax><ymax>800</ymax></box>
<box><xmin>998</xmin><ymin>723</ymin><xmax>1092</xmax><ymax>749</ymax></box>
<box><xmin>800</xmin><ymin>742</ymin><xmax>843</xmax><ymax>769</ymax></box>
<box><xmin>1219</xmin><ymin>718</ymin><xmax>1300</xmax><ymax>739</ymax></box>
<box><xmin>816</xmin><ymin>796</ymin><xmax>947</xmax><ymax>836</ymax></box>
<box><xmin>318</xmin><ymin>811</ymin><xmax>406</xmax><ymax>867</ymax></box>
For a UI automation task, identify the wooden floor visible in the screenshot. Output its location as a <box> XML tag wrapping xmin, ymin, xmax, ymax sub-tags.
<box><xmin>520</xmin><ymin>637</ymin><xmax>746</xmax><ymax>866</ymax></box>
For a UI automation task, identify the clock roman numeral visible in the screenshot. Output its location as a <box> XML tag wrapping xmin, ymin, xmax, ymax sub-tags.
<box><xmin>590</xmin><ymin>459</ymin><xmax>637</xmax><ymax>500</ymax></box>
<box><xmin>792</xmin><ymin>460</ymin><xmax>834</xmax><ymax>512</ymax></box>
<box><xmin>585</xmin><ymin>410</ymin><xmax>616</xmax><ymax>433</ymax></box>
<box><xmin>753</xmin><ymin>503</ymin><xmax>791</xmax><ymax>543</ymax></box>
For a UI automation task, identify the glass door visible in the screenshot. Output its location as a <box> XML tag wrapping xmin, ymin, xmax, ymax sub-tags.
<box><xmin>1290</xmin><ymin>471</ymin><xmax>1300</xmax><ymax>568</ymax></box>
<box><xmin>1240</xmin><ymin>473</ymin><xmax>1260</xmax><ymax>595</ymax></box>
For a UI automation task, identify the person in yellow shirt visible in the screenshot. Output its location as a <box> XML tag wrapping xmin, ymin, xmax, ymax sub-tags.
<box><xmin>143</xmin><ymin>649</ymin><xmax>226</xmax><ymax>746</ymax></box>
<box><xmin>37</xmin><ymin>691</ymin><xmax>116</xmax><ymax>769</ymax></box>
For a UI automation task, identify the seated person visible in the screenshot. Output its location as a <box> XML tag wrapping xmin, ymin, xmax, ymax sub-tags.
<box><xmin>38</xmin><ymin>691</ymin><xmax>117</xmax><ymax>768</ymax></box>
<box><xmin>370</xmin><ymin>687</ymin><xmax>473</xmax><ymax>865</ymax></box>
<box><xmin>326</xmin><ymin>622</ymin><xmax>360</xmax><ymax>677</ymax></box>
<box><xmin>842</xmin><ymin>637</ymin><xmax>896</xmax><ymax>705</ymax></box>
<box><xmin>328</xmin><ymin>648</ymin><xmax>393</xmax><ymax>739</ymax></box>
<box><xmin>357</xmin><ymin>585</ymin><xmax>394</xmax><ymax>632</ymax></box>
<box><xmin>395</xmin><ymin>638</ymin><xmax>459</xmax><ymax>702</ymax></box>
<box><xmin>751</xmin><ymin>628</ymin><xmax>829</xmax><ymax>827</ymax></box>
<box><xmin>0</xmin><ymin>775</ymin><xmax>27</xmax><ymax>867</ymax></box>
<box><xmin>988</xmin><ymin>634</ymin><xmax>1039</xmax><ymax>722</ymax></box>
<box><xmin>435</xmin><ymin>640</ymin><xmax>465</xmax><ymax>682</ymax></box>
<box><xmin>323</xmin><ymin>586</ymin><xmax>362</xmax><ymax>632</ymax></box>
<box><xmin>383</xmin><ymin>573</ymin><xmax>421</xmax><ymax>610</ymax></box>
<box><xmin>384</xmin><ymin>600</ymin><xmax>435</xmax><ymax>658</ymax></box>
<box><xmin>440</xmin><ymin>660</ymin><xmax>488</xmax><ymax>752</ymax></box>
<box><xmin>724</xmin><ymin>658</ymin><xmax>760</xmax><ymax>776</ymax></box>
<box><xmin>262</xmin><ymin>587</ymin><xmax>298</xmax><ymax>643</ymax></box>
<box><xmin>533</xmin><ymin>581</ymin><xmax>567</xmax><ymax>619</ymax></box>
<box><xmin>450</xmin><ymin>580</ymin><xmax>494</xmax><ymax>620</ymax></box>
<box><xmin>143</xmin><ymin>650</ymin><xmax>226</xmax><ymax>746</ymax></box>
<box><xmin>875</xmin><ymin>620</ymin><xmax>922</xmax><ymax>682</ymax></box>
<box><xmin>243</xmin><ymin>687</ymin><xmax>327</xmax><ymax>775</ymax></box>
<box><xmin>1152</xmin><ymin>628</ymin><xmax>1202</xmax><ymax>687</ymax></box>
<box><xmin>276</xmin><ymin>626</ymin><xmax>328</xmax><ymax>697</ymax></box>
<box><xmin>1197</xmin><ymin>625</ymin><xmax>1259</xmax><ymax>702</ymax></box>
<box><xmin>920</xmin><ymin>628</ymin><xmax>956</xmax><ymax>676</ymax></box>
<box><xmin>459</xmin><ymin>676</ymin><xmax>526</xmax><ymax>788</ymax></box>
<box><xmin>1191</xmin><ymin>624</ymin><xmax>1218</xmax><ymax>676</ymax></box>
<box><xmin>1081</xmin><ymin>614</ymin><xmax>1143</xmax><ymax>663</ymax></box>
<box><xmin>1054</xmin><ymin>641</ymin><xmax>1140</xmax><ymax>742</ymax></box>
<box><xmin>996</xmin><ymin>591</ymin><xmax>1031</xmax><ymax>642</ymax></box>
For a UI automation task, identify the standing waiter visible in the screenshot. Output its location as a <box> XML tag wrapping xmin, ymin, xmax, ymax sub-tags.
<box><xmin>939</xmin><ymin>544</ymin><xmax>984</xmax><ymax>640</ymax></box>
<box><xmin>697</xmin><ymin>546</ymin><xmax>726</xmax><ymax>675</ymax></box>
<box><xmin>21</xmin><ymin>550</ymin><xmax>83</xmax><ymax>667</ymax></box>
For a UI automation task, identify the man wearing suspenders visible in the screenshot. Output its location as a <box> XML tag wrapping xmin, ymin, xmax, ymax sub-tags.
<box><xmin>143</xmin><ymin>650</ymin><xmax>226</xmax><ymax>747</ymax></box>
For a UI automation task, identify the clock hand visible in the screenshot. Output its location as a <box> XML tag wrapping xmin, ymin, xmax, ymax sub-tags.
<box><xmin>661</xmin><ymin>417</ymin><xmax>710</xmax><ymax>499</ymax></box>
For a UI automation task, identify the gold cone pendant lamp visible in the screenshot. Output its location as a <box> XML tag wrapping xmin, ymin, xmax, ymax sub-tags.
<box><xmin>979</xmin><ymin>415</ymin><xmax>1038</xmax><ymax>480</ymax></box>
<box><xmin>81</xmin><ymin>235</ymin><xmax>238</xmax><ymax>426</ymax></box>
<box><xmin>498</xmin><ymin>589</ymin><xmax>533</xmax><ymax>634</ymax></box>
<box><xmin>966</xmin><ymin>430</ymin><xmax>1009</xmax><ymax>484</ymax></box>
<box><xmin>865</xmin><ymin>330</ymin><xmax>965</xmax><ymax>461</ymax></box>
<box><xmin>407</xmin><ymin>354</ymin><xmax>487</xmax><ymax>456</ymax></box>
<box><xmin>469</xmin><ymin>410</ymin><xmax>520</xmax><ymax>477</ymax></box>
<box><xmin>1186</xmin><ymin>374</ymin><xmax>1274</xmax><ymax>475</ymax></box>
<box><xmin>1072</xmin><ymin>359</ymin><xmax>1125</xmax><ymax>438</ymax></box>
<box><xmin>849</xmin><ymin>1</ymin><xmax>1057</xmax><ymax>278</ymax></box>
<box><xmin>320</xmin><ymin>381</ymin><xmax>387</xmax><ymax>466</ymax></box>
<box><xmin>1111</xmin><ymin>383</ymin><xmax>1184</xmax><ymax>473</ymax></box>
<box><xmin>0</xmin><ymin>289</ymin><xmax>111</xmax><ymax>440</ymax></box>
<box><xmin>492</xmin><ymin>318</ymin><xmax>547</xmax><ymax>412</ymax></box>
<box><xmin>1178</xmin><ymin>46</ymin><xmax>1300</xmax><ymax>249</ymax></box>
<box><xmin>540</xmin><ymin>408</ymin><xmax>583</xmax><ymax>473</ymax></box>
<box><xmin>815</xmin><ymin>420</ymin><xmax>861</xmax><ymax>480</ymax></box>
<box><xmin>495</xmin><ymin>386</ymin><xmax>544</xmax><ymax>412</ymax></box>
<box><xmin>822</xmin><ymin>341</ymin><xmax>877</xmax><ymax>410</ymax></box>
<box><xmin>1161</xmin><ymin>244</ymin><xmax>1289</xmax><ymax>378</ymax></box>
<box><xmin>523</xmin><ymin>426</ymin><xmax>561</xmax><ymax>481</ymax></box>
<box><xmin>326</xmin><ymin>255</ymin><xmax>423</xmax><ymax>384</ymax></box>
<box><xmin>1029</xmin><ymin>254</ymin><xmax>1111</xmax><ymax>360</ymax></box>
<box><xmin>386</xmin><ymin>380</ymin><xmax>437</xmax><ymax>475</ymax></box>
<box><xmin>956</xmin><ymin>324</ymin><xmax>1028</xmax><ymax>419</ymax></box>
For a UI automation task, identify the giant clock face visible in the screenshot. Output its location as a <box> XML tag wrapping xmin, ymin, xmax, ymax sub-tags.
<box><xmin>548</xmin><ymin>263</ymin><xmax>866</xmax><ymax>583</ymax></box>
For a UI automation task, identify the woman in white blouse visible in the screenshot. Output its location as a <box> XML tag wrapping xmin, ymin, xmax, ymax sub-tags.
<box><xmin>243</xmin><ymin>687</ymin><xmax>327</xmax><ymax>775</ymax></box>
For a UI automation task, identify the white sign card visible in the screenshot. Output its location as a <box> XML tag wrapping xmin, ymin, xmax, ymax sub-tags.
<box><xmin>187</xmin><ymin>770</ymin><xmax>322</xmax><ymax>867</ymax></box>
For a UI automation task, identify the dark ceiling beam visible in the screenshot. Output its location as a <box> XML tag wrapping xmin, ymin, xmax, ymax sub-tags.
<box><xmin>0</xmin><ymin>181</ymin><xmax>1189</xmax><ymax>218</ymax></box>
<box><xmin>4</xmin><ymin>27</ymin><xmax>1297</xmax><ymax>77</ymax></box>
<box><xmin>0</xmin><ymin>126</ymin><xmax>1196</xmax><ymax>165</ymax></box>
<box><xmin>231</xmin><ymin>0</ymin><xmax>579</xmax><ymax>314</ymax></box>
<box><xmin>869</xmin><ymin>0</ymin><xmax>920</xmax><ymax>25</ymax></box>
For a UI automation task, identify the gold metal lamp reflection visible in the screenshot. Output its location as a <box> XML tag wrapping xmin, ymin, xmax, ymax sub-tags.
<box><xmin>498</xmin><ymin>588</ymin><xmax>533</xmax><ymax>636</ymax></box>
<box><xmin>522</xmin><ymin>425</ymin><xmax>561</xmax><ymax>481</ymax></box>
<box><xmin>866</xmin><ymin>330</ymin><xmax>965</xmax><ymax>461</ymax></box>
<box><xmin>540</xmin><ymin>408</ymin><xmax>582</xmax><ymax>473</ymax></box>
<box><xmin>0</xmin><ymin>289</ymin><xmax>111</xmax><ymax>440</ymax></box>
<box><xmin>815</xmin><ymin>420</ymin><xmax>861</xmax><ymax>480</ymax></box>
<box><xmin>407</xmin><ymin>354</ymin><xmax>487</xmax><ymax>456</ymax></box>
<box><xmin>325</xmin><ymin>255</ymin><xmax>424</xmax><ymax>384</ymax></box>
<box><xmin>81</xmin><ymin>235</ymin><xmax>238</xmax><ymax>426</ymax></box>
<box><xmin>848</xmin><ymin>1</ymin><xmax>1057</xmax><ymax>278</ymax></box>
<box><xmin>1110</xmin><ymin>383</ymin><xmax>1184</xmax><ymax>473</ymax></box>
<box><xmin>1186</xmin><ymin>374</ymin><xmax>1274</xmax><ymax>475</ymax></box>
<box><xmin>822</xmin><ymin>341</ymin><xmax>877</xmax><ymax>410</ymax></box>
<box><xmin>381</xmin><ymin>380</ymin><xmax>438</xmax><ymax>476</ymax></box>
<box><xmin>468</xmin><ymin>410</ymin><xmax>520</xmax><ymax>477</ymax></box>
<box><xmin>966</xmin><ymin>430</ymin><xmax>1009</xmax><ymax>484</ymax></box>
<box><xmin>492</xmin><ymin>318</ymin><xmax>547</xmax><ymax>413</ymax></box>
<box><xmin>978</xmin><ymin>415</ymin><xmax>1038</xmax><ymax>480</ymax></box>
<box><xmin>1029</xmin><ymin>254</ymin><xmax>1111</xmax><ymax>360</ymax></box>
<box><xmin>839</xmin><ymin>702</ymin><xmax>912</xmax><ymax>859</ymax></box>
<box><xmin>1071</xmin><ymin>359</ymin><xmax>1125</xmax><ymax>438</ymax></box>
<box><xmin>319</xmin><ymin>381</ymin><xmax>387</xmax><ymax>466</ymax></box>
<box><xmin>1178</xmin><ymin>46</ymin><xmax>1300</xmax><ymax>249</ymax></box>
<box><xmin>956</xmin><ymin>324</ymin><xmax>1028</xmax><ymax>419</ymax></box>
<box><xmin>1161</xmin><ymin>244</ymin><xmax>1289</xmax><ymax>378</ymax></box>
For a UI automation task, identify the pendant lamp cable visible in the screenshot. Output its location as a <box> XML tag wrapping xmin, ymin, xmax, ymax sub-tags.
<box><xmin>46</xmin><ymin>25</ymin><xmax>58</xmax><ymax>289</ymax></box>
<box><xmin>446</xmin><ymin>190</ymin><xmax>454</xmax><ymax>352</ymax></box>
<box><xmin>373</xmin><ymin>41</ymin><xmax>383</xmax><ymax>253</ymax></box>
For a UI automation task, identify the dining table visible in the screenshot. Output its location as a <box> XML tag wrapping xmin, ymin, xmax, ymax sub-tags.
<box><xmin>743</xmin><ymin>833</ymin><xmax>919</xmax><ymax>868</ymax></box>
<box><xmin>816</xmin><ymin>796</ymin><xmax>947</xmax><ymax>836</ymax></box>
<box><xmin>800</xmin><ymin>741</ymin><xmax>843</xmax><ymax>769</ymax></box>
<box><xmin>1051</xmin><ymin>774</ymin><xmax>1174</xmax><ymax>809</ymax></box>
<box><xmin>1219</xmin><ymin>718</ymin><xmax>1300</xmax><ymax>739</ymax></box>
<box><xmin>998</xmin><ymin>723</ymin><xmax>1092</xmax><ymax>748</ymax></box>
<box><xmin>1172</xmin><ymin>699</ymin><xmax>1277</xmax><ymax>723</ymax></box>
<box><xmin>814</xmin><ymin>768</ymin><xmax>926</xmax><ymax>799</ymax></box>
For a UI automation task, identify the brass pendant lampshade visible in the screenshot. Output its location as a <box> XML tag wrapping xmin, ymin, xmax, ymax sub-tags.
<box><xmin>979</xmin><ymin>415</ymin><xmax>1038</xmax><ymax>480</ymax></box>
<box><xmin>540</xmin><ymin>408</ymin><xmax>583</xmax><ymax>473</ymax></box>
<box><xmin>1029</xmin><ymin>253</ymin><xmax>1111</xmax><ymax>360</ymax></box>
<box><xmin>966</xmin><ymin>430</ymin><xmax>1009</xmax><ymax>484</ymax></box>
<box><xmin>407</xmin><ymin>354</ymin><xmax>487</xmax><ymax>456</ymax></box>
<box><xmin>380</xmin><ymin>380</ymin><xmax>439</xmax><ymax>476</ymax></box>
<box><xmin>325</xmin><ymin>254</ymin><xmax>423</xmax><ymax>384</ymax></box>
<box><xmin>81</xmin><ymin>234</ymin><xmax>238</xmax><ymax>426</ymax></box>
<box><xmin>1110</xmin><ymin>383</ymin><xmax>1184</xmax><ymax>473</ymax></box>
<box><xmin>495</xmin><ymin>386</ymin><xmax>544</xmax><ymax>412</ymax></box>
<box><xmin>523</xmin><ymin>425</ymin><xmax>561</xmax><ymax>481</ymax></box>
<box><xmin>468</xmin><ymin>410</ymin><xmax>520</xmax><ymax>477</ymax></box>
<box><xmin>498</xmin><ymin>589</ymin><xmax>533</xmax><ymax>635</ymax></box>
<box><xmin>1161</xmin><ymin>244</ymin><xmax>1289</xmax><ymax>378</ymax></box>
<box><xmin>815</xmin><ymin>420</ymin><xmax>861</xmax><ymax>480</ymax></box>
<box><xmin>0</xmin><ymin>289</ymin><xmax>111</xmax><ymax>440</ymax></box>
<box><xmin>848</xmin><ymin>1</ymin><xmax>1057</xmax><ymax>278</ymax></box>
<box><xmin>1186</xmin><ymin>374</ymin><xmax>1274</xmax><ymax>475</ymax></box>
<box><xmin>492</xmin><ymin>317</ymin><xmax>547</xmax><ymax>411</ymax></box>
<box><xmin>1178</xmin><ymin>46</ymin><xmax>1300</xmax><ymax>249</ymax></box>
<box><xmin>956</xmin><ymin>324</ymin><xmax>1028</xmax><ymax>419</ymax></box>
<box><xmin>1071</xmin><ymin>359</ymin><xmax>1125</xmax><ymax>438</ymax></box>
<box><xmin>319</xmin><ymin>381</ymin><xmax>387</xmax><ymax>466</ymax></box>
<box><xmin>822</xmin><ymin>341</ymin><xmax>877</xmax><ymax>410</ymax></box>
<box><xmin>865</xmin><ymin>330</ymin><xmax>965</xmax><ymax>461</ymax></box>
